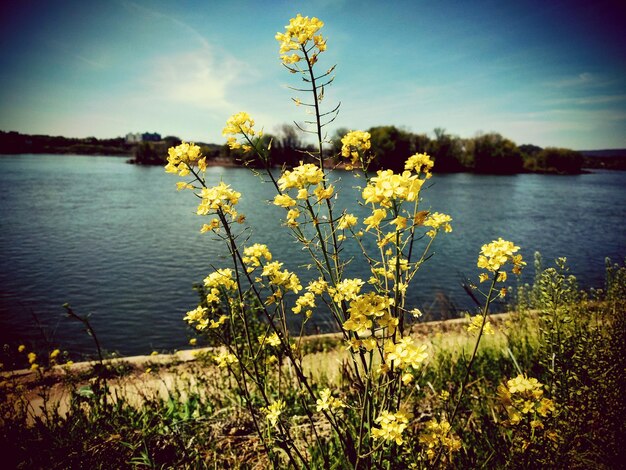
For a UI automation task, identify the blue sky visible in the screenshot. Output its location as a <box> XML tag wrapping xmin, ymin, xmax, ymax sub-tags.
<box><xmin>1</xmin><ymin>0</ymin><xmax>625</xmax><ymax>150</ymax></box>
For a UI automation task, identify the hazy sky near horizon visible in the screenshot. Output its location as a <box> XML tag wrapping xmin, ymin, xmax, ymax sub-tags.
<box><xmin>1</xmin><ymin>0</ymin><xmax>625</xmax><ymax>150</ymax></box>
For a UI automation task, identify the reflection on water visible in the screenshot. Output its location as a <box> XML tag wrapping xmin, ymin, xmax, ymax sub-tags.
<box><xmin>1</xmin><ymin>154</ymin><xmax>625</xmax><ymax>357</ymax></box>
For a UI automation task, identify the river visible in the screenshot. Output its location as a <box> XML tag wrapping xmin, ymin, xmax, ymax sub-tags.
<box><xmin>1</xmin><ymin>154</ymin><xmax>624</xmax><ymax>358</ymax></box>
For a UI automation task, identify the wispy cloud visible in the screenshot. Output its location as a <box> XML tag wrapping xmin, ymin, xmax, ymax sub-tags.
<box><xmin>544</xmin><ymin>94</ymin><xmax>626</xmax><ymax>106</ymax></box>
<box><xmin>545</xmin><ymin>72</ymin><xmax>612</xmax><ymax>89</ymax></box>
<box><xmin>146</xmin><ymin>48</ymin><xmax>245</xmax><ymax>111</ymax></box>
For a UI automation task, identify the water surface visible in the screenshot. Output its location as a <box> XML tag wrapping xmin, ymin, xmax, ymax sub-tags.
<box><xmin>1</xmin><ymin>155</ymin><xmax>624</xmax><ymax>357</ymax></box>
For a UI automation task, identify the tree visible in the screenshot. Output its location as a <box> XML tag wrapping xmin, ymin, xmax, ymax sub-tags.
<box><xmin>367</xmin><ymin>125</ymin><xmax>413</xmax><ymax>172</ymax></box>
<box><xmin>467</xmin><ymin>132</ymin><xmax>523</xmax><ymax>174</ymax></box>
<box><xmin>428</xmin><ymin>128</ymin><xmax>466</xmax><ymax>172</ymax></box>
<box><xmin>272</xmin><ymin>124</ymin><xmax>306</xmax><ymax>167</ymax></box>
<box><xmin>535</xmin><ymin>148</ymin><xmax>584</xmax><ymax>174</ymax></box>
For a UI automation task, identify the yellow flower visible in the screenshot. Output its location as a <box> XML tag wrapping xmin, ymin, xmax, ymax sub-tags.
<box><xmin>275</xmin><ymin>14</ymin><xmax>325</xmax><ymax>64</ymax></box>
<box><xmin>362</xmin><ymin>170</ymin><xmax>423</xmax><ymax>208</ymax></box>
<box><xmin>286</xmin><ymin>208</ymin><xmax>300</xmax><ymax>227</ymax></box>
<box><xmin>477</xmin><ymin>238</ymin><xmax>523</xmax><ymax>273</ymax></box>
<box><xmin>371</xmin><ymin>410</ymin><xmax>412</xmax><ymax>445</ymax></box>
<box><xmin>423</xmin><ymin>212</ymin><xmax>452</xmax><ymax>238</ymax></box>
<box><xmin>329</xmin><ymin>278</ymin><xmax>364</xmax><ymax>303</ymax></box>
<box><xmin>27</xmin><ymin>352</ymin><xmax>37</xmax><ymax>364</ymax></box>
<box><xmin>176</xmin><ymin>181</ymin><xmax>194</xmax><ymax>191</ymax></box>
<box><xmin>189</xmin><ymin>338</ymin><xmax>197</xmax><ymax>346</ymax></box>
<box><xmin>273</xmin><ymin>194</ymin><xmax>296</xmax><ymax>208</ymax></box>
<box><xmin>222</xmin><ymin>112</ymin><xmax>258</xmax><ymax>151</ymax></box>
<box><xmin>198</xmin><ymin>182</ymin><xmax>241</xmax><ymax>216</ymax></box>
<box><xmin>258</xmin><ymin>332</ymin><xmax>282</xmax><ymax>347</ymax></box>
<box><xmin>209</xmin><ymin>315</ymin><xmax>228</xmax><ymax>329</ymax></box>
<box><xmin>165</xmin><ymin>142</ymin><xmax>203</xmax><ymax>176</ymax></box>
<box><xmin>243</xmin><ymin>244</ymin><xmax>272</xmax><ymax>268</ymax></box>
<box><xmin>200</xmin><ymin>218</ymin><xmax>221</xmax><ymax>233</ymax></box>
<box><xmin>278</xmin><ymin>163</ymin><xmax>325</xmax><ymax>191</ymax></box>
<box><xmin>391</xmin><ymin>216</ymin><xmax>407</xmax><ymax>230</ymax></box>
<box><xmin>344</xmin><ymin>292</ymin><xmax>390</xmax><ymax>335</ymax></box>
<box><xmin>337</xmin><ymin>213</ymin><xmax>358</xmax><ymax>230</ymax></box>
<box><xmin>498</xmin><ymin>374</ymin><xmax>554</xmax><ymax>426</ymax></box>
<box><xmin>262</xmin><ymin>261</ymin><xmax>302</xmax><ymax>293</ymax></box>
<box><xmin>263</xmin><ymin>399</ymin><xmax>285</xmax><ymax>426</ymax></box>
<box><xmin>419</xmin><ymin>418</ymin><xmax>462</xmax><ymax>460</ymax></box>
<box><xmin>316</xmin><ymin>388</ymin><xmax>346</xmax><ymax>412</ymax></box>
<box><xmin>293</xmin><ymin>291</ymin><xmax>316</xmax><ymax>317</ymax></box>
<box><xmin>465</xmin><ymin>314</ymin><xmax>495</xmax><ymax>336</ymax></box>
<box><xmin>384</xmin><ymin>336</ymin><xmax>428</xmax><ymax>370</ymax></box>
<box><xmin>184</xmin><ymin>306</ymin><xmax>209</xmax><ymax>329</ymax></box>
<box><xmin>363</xmin><ymin>208</ymin><xmax>387</xmax><ymax>231</ymax></box>
<box><xmin>307</xmin><ymin>278</ymin><xmax>328</xmax><ymax>295</ymax></box>
<box><xmin>405</xmin><ymin>152</ymin><xmax>434</xmax><ymax>177</ymax></box>
<box><xmin>341</xmin><ymin>130</ymin><xmax>371</xmax><ymax>165</ymax></box>
<box><xmin>18</xmin><ymin>344</ymin><xmax>26</xmax><ymax>353</ymax></box>
<box><xmin>401</xmin><ymin>373</ymin><xmax>414</xmax><ymax>385</ymax></box>
<box><xmin>204</xmin><ymin>268</ymin><xmax>237</xmax><ymax>292</ymax></box>
<box><xmin>313</xmin><ymin>184</ymin><xmax>334</xmax><ymax>201</ymax></box>
<box><xmin>214</xmin><ymin>350</ymin><xmax>238</xmax><ymax>368</ymax></box>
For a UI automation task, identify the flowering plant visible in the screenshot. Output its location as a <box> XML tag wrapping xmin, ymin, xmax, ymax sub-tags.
<box><xmin>165</xmin><ymin>13</ymin><xmax>526</xmax><ymax>468</ymax></box>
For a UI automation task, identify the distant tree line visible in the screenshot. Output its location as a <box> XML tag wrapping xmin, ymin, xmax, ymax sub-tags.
<box><xmin>3</xmin><ymin>128</ymin><xmax>624</xmax><ymax>173</ymax></box>
<box><xmin>226</xmin><ymin>125</ymin><xmax>595</xmax><ymax>174</ymax></box>
<box><xmin>0</xmin><ymin>131</ymin><xmax>132</xmax><ymax>156</ymax></box>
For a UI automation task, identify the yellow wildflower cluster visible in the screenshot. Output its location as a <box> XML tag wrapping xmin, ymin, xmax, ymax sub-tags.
<box><xmin>369</xmin><ymin>256</ymin><xmax>410</xmax><ymax>285</ymax></box>
<box><xmin>204</xmin><ymin>268</ymin><xmax>237</xmax><ymax>303</ymax></box>
<box><xmin>477</xmin><ymin>238</ymin><xmax>526</xmax><ymax>282</ymax></box>
<box><xmin>292</xmin><ymin>291</ymin><xmax>316</xmax><ymax>317</ymax></box>
<box><xmin>404</xmin><ymin>153</ymin><xmax>434</xmax><ymax>178</ymax></box>
<box><xmin>263</xmin><ymin>399</ymin><xmax>285</xmax><ymax>427</ymax></box>
<box><xmin>197</xmin><ymin>182</ymin><xmax>241</xmax><ymax>220</ymax></box>
<box><xmin>423</xmin><ymin>212</ymin><xmax>453</xmax><ymax>238</ymax></box>
<box><xmin>465</xmin><ymin>314</ymin><xmax>495</xmax><ymax>336</ymax></box>
<box><xmin>262</xmin><ymin>261</ymin><xmax>302</xmax><ymax>298</ymax></box>
<box><xmin>200</xmin><ymin>218</ymin><xmax>220</xmax><ymax>233</ymax></box>
<box><xmin>242</xmin><ymin>243</ymin><xmax>273</xmax><ymax>272</ymax></box>
<box><xmin>343</xmin><ymin>292</ymin><xmax>392</xmax><ymax>335</ymax></box>
<box><xmin>371</xmin><ymin>410</ymin><xmax>412</xmax><ymax>445</ymax></box>
<box><xmin>214</xmin><ymin>350</ymin><xmax>238</xmax><ymax>368</ymax></box>
<box><xmin>275</xmin><ymin>14</ymin><xmax>326</xmax><ymax>65</ymax></box>
<box><xmin>363</xmin><ymin>208</ymin><xmax>387</xmax><ymax>231</ymax></box>
<box><xmin>498</xmin><ymin>374</ymin><xmax>555</xmax><ymax>426</ymax></box>
<box><xmin>419</xmin><ymin>418</ymin><xmax>462</xmax><ymax>461</ymax></box>
<box><xmin>341</xmin><ymin>130</ymin><xmax>371</xmax><ymax>166</ymax></box>
<box><xmin>183</xmin><ymin>305</ymin><xmax>208</xmax><ymax>329</ymax></box>
<box><xmin>328</xmin><ymin>278</ymin><xmax>364</xmax><ymax>303</ymax></box>
<box><xmin>222</xmin><ymin>112</ymin><xmax>260</xmax><ymax>152</ymax></box>
<box><xmin>258</xmin><ymin>332</ymin><xmax>282</xmax><ymax>347</ymax></box>
<box><xmin>384</xmin><ymin>336</ymin><xmax>428</xmax><ymax>370</ymax></box>
<box><xmin>337</xmin><ymin>213</ymin><xmax>358</xmax><ymax>230</ymax></box>
<box><xmin>313</xmin><ymin>184</ymin><xmax>334</xmax><ymax>202</ymax></box>
<box><xmin>362</xmin><ymin>170</ymin><xmax>423</xmax><ymax>208</ymax></box>
<box><xmin>278</xmin><ymin>163</ymin><xmax>325</xmax><ymax>191</ymax></box>
<box><xmin>164</xmin><ymin>142</ymin><xmax>204</xmax><ymax>176</ymax></box>
<box><xmin>316</xmin><ymin>388</ymin><xmax>346</xmax><ymax>412</ymax></box>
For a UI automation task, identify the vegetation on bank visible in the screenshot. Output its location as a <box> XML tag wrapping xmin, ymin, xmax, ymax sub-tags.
<box><xmin>1</xmin><ymin>256</ymin><xmax>625</xmax><ymax>468</ymax></box>
<box><xmin>3</xmin><ymin>129</ymin><xmax>625</xmax><ymax>175</ymax></box>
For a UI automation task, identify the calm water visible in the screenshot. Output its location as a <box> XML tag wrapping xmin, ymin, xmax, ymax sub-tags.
<box><xmin>1</xmin><ymin>154</ymin><xmax>625</xmax><ymax>358</ymax></box>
